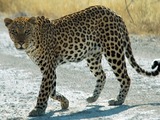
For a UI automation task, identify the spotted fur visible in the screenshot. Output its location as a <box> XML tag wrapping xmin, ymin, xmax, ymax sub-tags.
<box><xmin>152</xmin><ymin>59</ymin><xmax>160</xmax><ymax>70</ymax></box>
<box><xmin>4</xmin><ymin>6</ymin><xmax>160</xmax><ymax>116</ymax></box>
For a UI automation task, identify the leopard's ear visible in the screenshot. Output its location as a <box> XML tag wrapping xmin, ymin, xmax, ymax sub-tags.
<box><xmin>4</xmin><ymin>18</ymin><xmax>13</xmax><ymax>27</ymax></box>
<box><xmin>28</xmin><ymin>17</ymin><xmax>36</xmax><ymax>24</ymax></box>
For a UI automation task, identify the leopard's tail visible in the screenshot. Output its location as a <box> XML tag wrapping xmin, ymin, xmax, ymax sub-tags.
<box><xmin>124</xmin><ymin>35</ymin><xmax>160</xmax><ymax>76</ymax></box>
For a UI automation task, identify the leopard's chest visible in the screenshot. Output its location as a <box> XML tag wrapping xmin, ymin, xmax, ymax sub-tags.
<box><xmin>26</xmin><ymin>46</ymin><xmax>48</xmax><ymax>66</ymax></box>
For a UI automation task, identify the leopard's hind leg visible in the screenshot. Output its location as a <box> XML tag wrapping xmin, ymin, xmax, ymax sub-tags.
<box><xmin>86</xmin><ymin>53</ymin><xmax>106</xmax><ymax>103</ymax></box>
<box><xmin>104</xmin><ymin>51</ymin><xmax>131</xmax><ymax>105</ymax></box>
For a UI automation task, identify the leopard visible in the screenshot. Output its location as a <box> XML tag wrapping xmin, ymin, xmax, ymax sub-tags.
<box><xmin>152</xmin><ymin>59</ymin><xmax>160</xmax><ymax>70</ymax></box>
<box><xmin>4</xmin><ymin>5</ymin><xmax>160</xmax><ymax>117</ymax></box>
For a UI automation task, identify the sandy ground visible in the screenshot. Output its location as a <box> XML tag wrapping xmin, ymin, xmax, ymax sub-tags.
<box><xmin>0</xmin><ymin>17</ymin><xmax>160</xmax><ymax>120</ymax></box>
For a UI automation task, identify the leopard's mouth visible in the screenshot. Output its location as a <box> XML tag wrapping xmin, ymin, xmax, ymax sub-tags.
<box><xmin>15</xmin><ymin>43</ymin><xmax>27</xmax><ymax>50</ymax></box>
<box><xmin>17</xmin><ymin>46</ymin><xmax>25</xmax><ymax>50</ymax></box>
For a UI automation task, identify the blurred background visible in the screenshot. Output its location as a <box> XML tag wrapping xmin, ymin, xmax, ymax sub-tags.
<box><xmin>0</xmin><ymin>0</ymin><xmax>160</xmax><ymax>35</ymax></box>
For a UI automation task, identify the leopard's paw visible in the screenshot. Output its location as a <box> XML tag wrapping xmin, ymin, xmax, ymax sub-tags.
<box><xmin>108</xmin><ymin>99</ymin><xmax>123</xmax><ymax>106</ymax></box>
<box><xmin>28</xmin><ymin>108</ymin><xmax>45</xmax><ymax>117</ymax></box>
<box><xmin>86</xmin><ymin>96</ymin><xmax>98</xmax><ymax>103</ymax></box>
<box><xmin>61</xmin><ymin>99</ymin><xmax>69</xmax><ymax>109</ymax></box>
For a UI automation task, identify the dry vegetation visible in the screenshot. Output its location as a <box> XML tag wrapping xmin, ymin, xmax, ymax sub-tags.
<box><xmin>0</xmin><ymin>0</ymin><xmax>160</xmax><ymax>35</ymax></box>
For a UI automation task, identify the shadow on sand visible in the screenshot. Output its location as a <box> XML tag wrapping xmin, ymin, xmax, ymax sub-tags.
<box><xmin>28</xmin><ymin>102</ymin><xmax>160</xmax><ymax>120</ymax></box>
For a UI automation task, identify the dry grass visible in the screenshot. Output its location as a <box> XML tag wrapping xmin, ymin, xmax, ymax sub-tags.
<box><xmin>0</xmin><ymin>0</ymin><xmax>160</xmax><ymax>35</ymax></box>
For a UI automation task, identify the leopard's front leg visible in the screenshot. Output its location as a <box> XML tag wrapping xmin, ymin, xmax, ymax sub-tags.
<box><xmin>29</xmin><ymin>64</ymin><xmax>56</xmax><ymax>117</ymax></box>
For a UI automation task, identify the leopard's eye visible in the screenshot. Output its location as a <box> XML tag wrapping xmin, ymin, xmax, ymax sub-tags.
<box><xmin>24</xmin><ymin>30</ymin><xmax>30</xmax><ymax>35</ymax></box>
<box><xmin>10</xmin><ymin>29</ymin><xmax>18</xmax><ymax>35</ymax></box>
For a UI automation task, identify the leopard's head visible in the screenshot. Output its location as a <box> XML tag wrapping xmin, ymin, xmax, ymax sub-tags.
<box><xmin>4</xmin><ymin>17</ymin><xmax>37</xmax><ymax>50</ymax></box>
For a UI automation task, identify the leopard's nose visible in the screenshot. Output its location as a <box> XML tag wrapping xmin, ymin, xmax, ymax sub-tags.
<box><xmin>19</xmin><ymin>41</ymin><xmax>24</xmax><ymax>46</ymax></box>
<box><xmin>17</xmin><ymin>41</ymin><xmax>25</xmax><ymax>50</ymax></box>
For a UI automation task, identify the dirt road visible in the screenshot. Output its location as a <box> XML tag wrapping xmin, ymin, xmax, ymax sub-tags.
<box><xmin>0</xmin><ymin>19</ymin><xmax>160</xmax><ymax>119</ymax></box>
